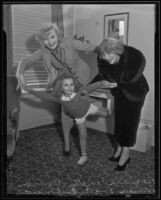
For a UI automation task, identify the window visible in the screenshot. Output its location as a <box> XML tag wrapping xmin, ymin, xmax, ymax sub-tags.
<box><xmin>12</xmin><ymin>4</ymin><xmax>52</xmax><ymax>91</ymax></box>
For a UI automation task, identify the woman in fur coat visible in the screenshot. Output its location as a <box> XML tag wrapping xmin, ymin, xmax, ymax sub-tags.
<box><xmin>91</xmin><ymin>38</ymin><xmax>149</xmax><ymax>171</ymax></box>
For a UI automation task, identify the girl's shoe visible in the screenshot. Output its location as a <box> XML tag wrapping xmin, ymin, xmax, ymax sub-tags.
<box><xmin>108</xmin><ymin>154</ymin><xmax>121</xmax><ymax>162</ymax></box>
<box><xmin>77</xmin><ymin>155</ymin><xmax>87</xmax><ymax>165</ymax></box>
<box><xmin>114</xmin><ymin>157</ymin><xmax>131</xmax><ymax>171</ymax></box>
<box><xmin>63</xmin><ymin>150</ymin><xmax>71</xmax><ymax>157</ymax></box>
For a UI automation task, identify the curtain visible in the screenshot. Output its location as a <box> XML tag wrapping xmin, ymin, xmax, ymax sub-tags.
<box><xmin>11</xmin><ymin>4</ymin><xmax>52</xmax><ymax>89</ymax></box>
<box><xmin>51</xmin><ymin>4</ymin><xmax>64</xmax><ymax>38</ymax></box>
<box><xmin>3</xmin><ymin>4</ymin><xmax>13</xmax><ymax>75</ymax></box>
<box><xmin>11</xmin><ymin>4</ymin><xmax>64</xmax><ymax>90</ymax></box>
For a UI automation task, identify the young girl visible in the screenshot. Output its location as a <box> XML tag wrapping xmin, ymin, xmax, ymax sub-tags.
<box><xmin>26</xmin><ymin>73</ymin><xmax>114</xmax><ymax>165</ymax></box>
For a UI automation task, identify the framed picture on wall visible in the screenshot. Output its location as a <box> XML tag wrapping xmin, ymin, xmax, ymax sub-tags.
<box><xmin>104</xmin><ymin>12</ymin><xmax>129</xmax><ymax>44</ymax></box>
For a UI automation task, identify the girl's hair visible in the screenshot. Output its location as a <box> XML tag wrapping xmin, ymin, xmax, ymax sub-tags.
<box><xmin>99</xmin><ymin>37</ymin><xmax>124</xmax><ymax>59</ymax></box>
<box><xmin>52</xmin><ymin>73</ymin><xmax>82</xmax><ymax>98</ymax></box>
<box><xmin>34</xmin><ymin>23</ymin><xmax>63</xmax><ymax>46</ymax></box>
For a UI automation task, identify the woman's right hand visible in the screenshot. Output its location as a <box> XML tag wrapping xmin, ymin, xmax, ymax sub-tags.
<box><xmin>25</xmin><ymin>85</ymin><xmax>32</xmax><ymax>92</ymax></box>
<box><xmin>21</xmin><ymin>83</ymin><xmax>28</xmax><ymax>91</ymax></box>
<box><xmin>18</xmin><ymin>75</ymin><xmax>27</xmax><ymax>90</ymax></box>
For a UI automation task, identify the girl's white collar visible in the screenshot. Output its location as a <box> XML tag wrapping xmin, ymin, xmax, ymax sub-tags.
<box><xmin>61</xmin><ymin>92</ymin><xmax>76</xmax><ymax>101</ymax></box>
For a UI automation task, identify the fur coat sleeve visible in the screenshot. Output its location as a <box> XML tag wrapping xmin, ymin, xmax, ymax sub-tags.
<box><xmin>97</xmin><ymin>46</ymin><xmax>149</xmax><ymax>102</ymax></box>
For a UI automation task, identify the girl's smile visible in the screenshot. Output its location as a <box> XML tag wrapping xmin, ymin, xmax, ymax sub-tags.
<box><xmin>62</xmin><ymin>78</ymin><xmax>75</xmax><ymax>96</ymax></box>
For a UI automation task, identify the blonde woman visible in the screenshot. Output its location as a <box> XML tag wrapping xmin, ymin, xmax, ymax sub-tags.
<box><xmin>16</xmin><ymin>22</ymin><xmax>99</xmax><ymax>157</ymax></box>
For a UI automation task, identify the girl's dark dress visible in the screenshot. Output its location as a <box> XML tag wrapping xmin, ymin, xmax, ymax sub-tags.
<box><xmin>92</xmin><ymin>46</ymin><xmax>149</xmax><ymax>147</ymax></box>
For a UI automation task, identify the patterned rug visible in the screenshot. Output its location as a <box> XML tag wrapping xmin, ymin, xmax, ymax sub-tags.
<box><xmin>7</xmin><ymin>123</ymin><xmax>155</xmax><ymax>198</ymax></box>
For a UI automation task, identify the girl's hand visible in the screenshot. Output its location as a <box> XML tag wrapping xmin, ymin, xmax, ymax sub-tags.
<box><xmin>18</xmin><ymin>75</ymin><xmax>27</xmax><ymax>90</ymax></box>
<box><xmin>109</xmin><ymin>82</ymin><xmax>117</xmax><ymax>88</ymax></box>
<box><xmin>102</xmin><ymin>81</ymin><xmax>117</xmax><ymax>88</ymax></box>
<box><xmin>102</xmin><ymin>80</ymin><xmax>110</xmax><ymax>87</ymax></box>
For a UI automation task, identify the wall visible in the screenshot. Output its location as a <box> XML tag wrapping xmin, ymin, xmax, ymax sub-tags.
<box><xmin>68</xmin><ymin>4</ymin><xmax>155</xmax><ymax>146</ymax></box>
<box><xmin>3</xmin><ymin>5</ymin><xmax>13</xmax><ymax>75</ymax></box>
<box><xmin>73</xmin><ymin>4</ymin><xmax>154</xmax><ymax>119</ymax></box>
<box><xmin>71</xmin><ymin>4</ymin><xmax>155</xmax><ymax>131</ymax></box>
<box><xmin>63</xmin><ymin>5</ymin><xmax>74</xmax><ymax>38</ymax></box>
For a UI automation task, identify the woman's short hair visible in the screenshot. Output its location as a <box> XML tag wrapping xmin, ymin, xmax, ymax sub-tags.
<box><xmin>99</xmin><ymin>38</ymin><xmax>124</xmax><ymax>57</ymax></box>
<box><xmin>34</xmin><ymin>22</ymin><xmax>62</xmax><ymax>43</ymax></box>
<box><xmin>51</xmin><ymin>72</ymin><xmax>82</xmax><ymax>98</ymax></box>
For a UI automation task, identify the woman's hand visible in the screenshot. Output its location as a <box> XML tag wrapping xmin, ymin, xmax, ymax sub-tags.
<box><xmin>21</xmin><ymin>84</ymin><xmax>28</xmax><ymax>91</ymax></box>
<box><xmin>25</xmin><ymin>85</ymin><xmax>32</xmax><ymax>92</ymax></box>
<box><xmin>102</xmin><ymin>81</ymin><xmax>117</xmax><ymax>88</ymax></box>
<box><xmin>18</xmin><ymin>75</ymin><xmax>28</xmax><ymax>90</ymax></box>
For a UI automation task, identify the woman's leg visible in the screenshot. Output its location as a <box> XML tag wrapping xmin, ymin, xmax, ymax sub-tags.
<box><xmin>118</xmin><ymin>146</ymin><xmax>130</xmax><ymax>165</ymax></box>
<box><xmin>114</xmin><ymin>146</ymin><xmax>131</xmax><ymax>171</ymax></box>
<box><xmin>114</xmin><ymin>144</ymin><xmax>122</xmax><ymax>158</ymax></box>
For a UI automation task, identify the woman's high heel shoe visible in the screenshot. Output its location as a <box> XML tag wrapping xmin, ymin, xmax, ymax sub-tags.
<box><xmin>109</xmin><ymin>148</ymin><xmax>122</xmax><ymax>162</ymax></box>
<box><xmin>114</xmin><ymin>157</ymin><xmax>131</xmax><ymax>171</ymax></box>
<box><xmin>108</xmin><ymin>154</ymin><xmax>121</xmax><ymax>162</ymax></box>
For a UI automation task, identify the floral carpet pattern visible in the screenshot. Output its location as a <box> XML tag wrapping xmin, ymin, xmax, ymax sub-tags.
<box><xmin>7</xmin><ymin>123</ymin><xmax>155</xmax><ymax>198</ymax></box>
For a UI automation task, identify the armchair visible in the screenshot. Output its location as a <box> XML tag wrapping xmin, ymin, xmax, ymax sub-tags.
<box><xmin>7</xmin><ymin>75</ymin><xmax>21</xmax><ymax>162</ymax></box>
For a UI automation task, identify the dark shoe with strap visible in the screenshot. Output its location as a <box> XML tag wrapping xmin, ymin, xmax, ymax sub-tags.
<box><xmin>114</xmin><ymin>157</ymin><xmax>131</xmax><ymax>171</ymax></box>
<box><xmin>108</xmin><ymin>154</ymin><xmax>121</xmax><ymax>162</ymax></box>
<box><xmin>63</xmin><ymin>150</ymin><xmax>71</xmax><ymax>157</ymax></box>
